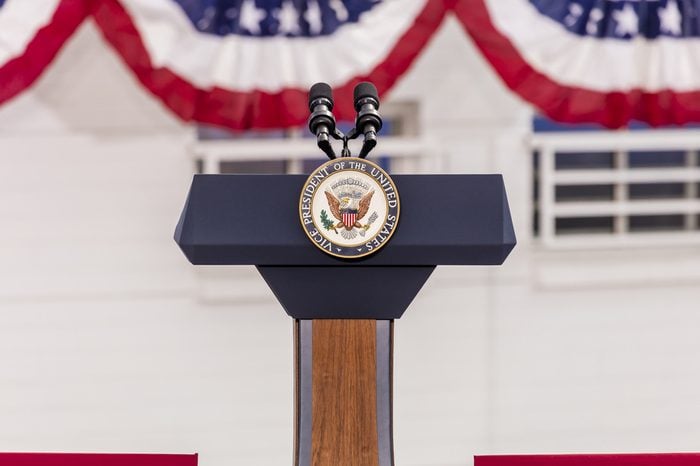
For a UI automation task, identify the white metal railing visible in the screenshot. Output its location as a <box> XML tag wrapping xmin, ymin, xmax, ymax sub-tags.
<box><xmin>190</xmin><ymin>136</ymin><xmax>440</xmax><ymax>174</ymax></box>
<box><xmin>531</xmin><ymin>129</ymin><xmax>700</xmax><ymax>249</ymax></box>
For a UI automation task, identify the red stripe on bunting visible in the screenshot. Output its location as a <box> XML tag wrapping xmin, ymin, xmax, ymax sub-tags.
<box><xmin>0</xmin><ymin>453</ymin><xmax>197</xmax><ymax>466</ymax></box>
<box><xmin>476</xmin><ymin>454</ymin><xmax>700</xmax><ymax>466</ymax></box>
<box><xmin>0</xmin><ymin>0</ymin><xmax>90</xmax><ymax>106</ymax></box>
<box><xmin>92</xmin><ymin>0</ymin><xmax>451</xmax><ymax>130</ymax></box>
<box><xmin>453</xmin><ymin>0</ymin><xmax>700</xmax><ymax>128</ymax></box>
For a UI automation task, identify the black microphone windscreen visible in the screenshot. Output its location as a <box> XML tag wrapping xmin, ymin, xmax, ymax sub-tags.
<box><xmin>353</xmin><ymin>82</ymin><xmax>379</xmax><ymax>106</ymax></box>
<box><xmin>309</xmin><ymin>82</ymin><xmax>333</xmax><ymax>110</ymax></box>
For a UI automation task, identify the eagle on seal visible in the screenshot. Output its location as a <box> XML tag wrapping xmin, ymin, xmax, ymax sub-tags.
<box><xmin>324</xmin><ymin>189</ymin><xmax>375</xmax><ymax>232</ymax></box>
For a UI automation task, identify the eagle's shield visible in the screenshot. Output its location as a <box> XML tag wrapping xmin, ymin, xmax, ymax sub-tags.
<box><xmin>342</xmin><ymin>211</ymin><xmax>357</xmax><ymax>229</ymax></box>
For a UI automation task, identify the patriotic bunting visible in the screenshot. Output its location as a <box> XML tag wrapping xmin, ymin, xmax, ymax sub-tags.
<box><xmin>0</xmin><ymin>0</ymin><xmax>89</xmax><ymax>106</ymax></box>
<box><xmin>455</xmin><ymin>0</ymin><xmax>700</xmax><ymax>128</ymax></box>
<box><xmin>5</xmin><ymin>1</ymin><xmax>700</xmax><ymax>129</ymax></box>
<box><xmin>92</xmin><ymin>0</ymin><xmax>450</xmax><ymax>129</ymax></box>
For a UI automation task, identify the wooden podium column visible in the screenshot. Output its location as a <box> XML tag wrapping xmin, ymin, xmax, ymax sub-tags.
<box><xmin>294</xmin><ymin>320</ymin><xmax>394</xmax><ymax>466</ymax></box>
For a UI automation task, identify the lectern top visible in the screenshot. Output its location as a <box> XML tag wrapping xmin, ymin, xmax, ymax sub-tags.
<box><xmin>175</xmin><ymin>174</ymin><xmax>515</xmax><ymax>266</ymax></box>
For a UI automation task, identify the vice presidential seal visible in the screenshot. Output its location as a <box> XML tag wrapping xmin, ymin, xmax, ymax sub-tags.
<box><xmin>299</xmin><ymin>157</ymin><xmax>400</xmax><ymax>259</ymax></box>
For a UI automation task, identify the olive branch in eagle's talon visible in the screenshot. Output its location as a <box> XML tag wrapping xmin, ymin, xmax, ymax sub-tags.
<box><xmin>320</xmin><ymin>209</ymin><xmax>337</xmax><ymax>233</ymax></box>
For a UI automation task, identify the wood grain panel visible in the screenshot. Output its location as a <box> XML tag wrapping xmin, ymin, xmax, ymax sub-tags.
<box><xmin>311</xmin><ymin>320</ymin><xmax>379</xmax><ymax>466</ymax></box>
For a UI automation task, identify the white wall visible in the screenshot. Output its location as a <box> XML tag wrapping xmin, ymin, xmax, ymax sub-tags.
<box><xmin>1</xmin><ymin>16</ymin><xmax>700</xmax><ymax>466</ymax></box>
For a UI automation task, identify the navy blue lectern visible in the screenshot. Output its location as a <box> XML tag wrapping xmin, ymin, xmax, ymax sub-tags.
<box><xmin>175</xmin><ymin>173</ymin><xmax>515</xmax><ymax>466</ymax></box>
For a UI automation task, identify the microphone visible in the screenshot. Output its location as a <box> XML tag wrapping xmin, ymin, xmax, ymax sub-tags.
<box><xmin>308</xmin><ymin>82</ymin><xmax>337</xmax><ymax>159</ymax></box>
<box><xmin>353</xmin><ymin>82</ymin><xmax>382</xmax><ymax>159</ymax></box>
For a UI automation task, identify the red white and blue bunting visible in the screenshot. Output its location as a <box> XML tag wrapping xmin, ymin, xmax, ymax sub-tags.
<box><xmin>0</xmin><ymin>0</ymin><xmax>89</xmax><ymax>106</ymax></box>
<box><xmin>4</xmin><ymin>1</ymin><xmax>700</xmax><ymax>129</ymax></box>
<box><xmin>455</xmin><ymin>0</ymin><xmax>700</xmax><ymax>128</ymax></box>
<box><xmin>92</xmin><ymin>0</ymin><xmax>450</xmax><ymax>129</ymax></box>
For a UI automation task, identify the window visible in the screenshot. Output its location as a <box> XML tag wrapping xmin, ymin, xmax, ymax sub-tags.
<box><xmin>532</xmin><ymin>119</ymin><xmax>700</xmax><ymax>248</ymax></box>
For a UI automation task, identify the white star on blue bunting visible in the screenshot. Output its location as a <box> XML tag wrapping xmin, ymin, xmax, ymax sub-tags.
<box><xmin>173</xmin><ymin>0</ymin><xmax>382</xmax><ymax>38</ymax></box>
<box><xmin>530</xmin><ymin>0</ymin><xmax>698</xmax><ymax>40</ymax></box>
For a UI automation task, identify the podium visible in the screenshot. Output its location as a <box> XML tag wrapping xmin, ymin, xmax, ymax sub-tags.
<box><xmin>175</xmin><ymin>172</ymin><xmax>515</xmax><ymax>466</ymax></box>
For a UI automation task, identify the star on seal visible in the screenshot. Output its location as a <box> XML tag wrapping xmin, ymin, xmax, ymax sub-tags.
<box><xmin>299</xmin><ymin>157</ymin><xmax>400</xmax><ymax>259</ymax></box>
